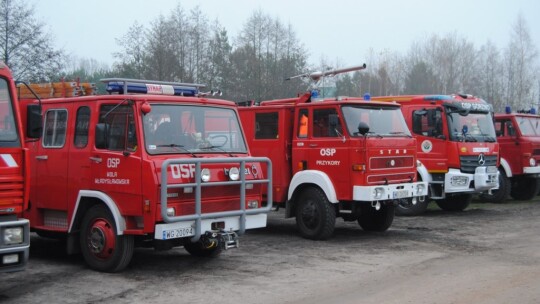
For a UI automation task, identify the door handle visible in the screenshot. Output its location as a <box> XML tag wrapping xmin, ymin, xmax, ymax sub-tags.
<box><xmin>35</xmin><ymin>155</ymin><xmax>48</xmax><ymax>160</ymax></box>
<box><xmin>309</xmin><ymin>144</ymin><xmax>318</xmax><ymax>147</ymax></box>
<box><xmin>89</xmin><ymin>157</ymin><xmax>102</xmax><ymax>163</ymax></box>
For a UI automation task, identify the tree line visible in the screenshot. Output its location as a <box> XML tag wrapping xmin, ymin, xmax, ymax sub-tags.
<box><xmin>1</xmin><ymin>0</ymin><xmax>538</xmax><ymax>112</ymax></box>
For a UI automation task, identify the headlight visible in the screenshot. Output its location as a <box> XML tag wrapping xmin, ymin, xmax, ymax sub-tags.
<box><xmin>416</xmin><ymin>184</ymin><xmax>426</xmax><ymax>195</ymax></box>
<box><xmin>4</xmin><ymin>227</ymin><xmax>24</xmax><ymax>245</ymax></box>
<box><xmin>228</xmin><ymin>167</ymin><xmax>240</xmax><ymax>181</ymax></box>
<box><xmin>529</xmin><ymin>158</ymin><xmax>536</xmax><ymax>167</ymax></box>
<box><xmin>451</xmin><ymin>176</ymin><xmax>469</xmax><ymax>186</ymax></box>
<box><xmin>166</xmin><ymin>207</ymin><xmax>175</xmax><ymax>217</ymax></box>
<box><xmin>201</xmin><ymin>168</ymin><xmax>211</xmax><ymax>182</ymax></box>
<box><xmin>373</xmin><ymin>187</ymin><xmax>385</xmax><ymax>199</ymax></box>
<box><xmin>247</xmin><ymin>200</ymin><xmax>259</xmax><ymax>209</ymax></box>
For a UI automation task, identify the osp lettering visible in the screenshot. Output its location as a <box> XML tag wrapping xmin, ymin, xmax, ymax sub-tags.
<box><xmin>320</xmin><ymin>148</ymin><xmax>336</xmax><ymax>156</ymax></box>
<box><xmin>171</xmin><ymin>164</ymin><xmax>196</xmax><ymax>178</ymax></box>
<box><xmin>107</xmin><ymin>158</ymin><xmax>120</xmax><ymax>168</ymax></box>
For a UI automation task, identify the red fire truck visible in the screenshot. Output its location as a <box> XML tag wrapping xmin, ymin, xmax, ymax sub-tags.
<box><xmin>238</xmin><ymin>92</ymin><xmax>427</xmax><ymax>240</ymax></box>
<box><xmin>480</xmin><ymin>110</ymin><xmax>540</xmax><ymax>203</ymax></box>
<box><xmin>19</xmin><ymin>78</ymin><xmax>271</xmax><ymax>272</ymax></box>
<box><xmin>371</xmin><ymin>94</ymin><xmax>500</xmax><ymax>215</ymax></box>
<box><xmin>0</xmin><ymin>62</ymin><xmax>31</xmax><ymax>272</ymax></box>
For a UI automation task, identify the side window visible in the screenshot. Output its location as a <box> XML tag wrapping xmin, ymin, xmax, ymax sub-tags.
<box><xmin>98</xmin><ymin>105</ymin><xmax>137</xmax><ymax>151</ymax></box>
<box><xmin>313</xmin><ymin>108</ymin><xmax>342</xmax><ymax>137</ymax></box>
<box><xmin>297</xmin><ymin>109</ymin><xmax>308</xmax><ymax>138</ymax></box>
<box><xmin>412</xmin><ymin>108</ymin><xmax>443</xmax><ymax>138</ymax></box>
<box><xmin>255</xmin><ymin>112</ymin><xmax>278</xmax><ymax>139</ymax></box>
<box><xmin>506</xmin><ymin>121</ymin><xmax>516</xmax><ymax>136</ymax></box>
<box><xmin>43</xmin><ymin>109</ymin><xmax>67</xmax><ymax>148</ymax></box>
<box><xmin>74</xmin><ymin>106</ymin><xmax>90</xmax><ymax>148</ymax></box>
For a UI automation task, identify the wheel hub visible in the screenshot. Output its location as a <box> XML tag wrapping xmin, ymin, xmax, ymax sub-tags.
<box><xmin>87</xmin><ymin>219</ymin><xmax>116</xmax><ymax>259</ymax></box>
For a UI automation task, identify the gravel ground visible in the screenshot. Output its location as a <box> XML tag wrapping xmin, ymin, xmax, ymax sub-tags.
<box><xmin>2</xmin><ymin>199</ymin><xmax>540</xmax><ymax>304</ymax></box>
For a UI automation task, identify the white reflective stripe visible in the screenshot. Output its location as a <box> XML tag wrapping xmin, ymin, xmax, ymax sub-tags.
<box><xmin>1</xmin><ymin>154</ymin><xmax>18</xmax><ymax>168</ymax></box>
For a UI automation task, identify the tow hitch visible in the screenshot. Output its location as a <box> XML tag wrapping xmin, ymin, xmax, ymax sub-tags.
<box><xmin>200</xmin><ymin>230</ymin><xmax>239</xmax><ymax>250</ymax></box>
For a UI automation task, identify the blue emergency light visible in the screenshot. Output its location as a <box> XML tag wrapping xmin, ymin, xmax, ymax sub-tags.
<box><xmin>101</xmin><ymin>78</ymin><xmax>205</xmax><ymax>97</ymax></box>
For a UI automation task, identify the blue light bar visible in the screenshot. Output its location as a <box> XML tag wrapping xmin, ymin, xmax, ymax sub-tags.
<box><xmin>101</xmin><ymin>78</ymin><xmax>205</xmax><ymax>97</ymax></box>
<box><xmin>423</xmin><ymin>95</ymin><xmax>451</xmax><ymax>101</ymax></box>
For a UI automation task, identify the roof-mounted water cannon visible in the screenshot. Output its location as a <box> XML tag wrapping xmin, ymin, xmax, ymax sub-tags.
<box><xmin>101</xmin><ymin>78</ymin><xmax>206</xmax><ymax>97</ymax></box>
<box><xmin>285</xmin><ymin>63</ymin><xmax>367</xmax><ymax>82</ymax></box>
<box><xmin>285</xmin><ymin>64</ymin><xmax>367</xmax><ymax>100</ymax></box>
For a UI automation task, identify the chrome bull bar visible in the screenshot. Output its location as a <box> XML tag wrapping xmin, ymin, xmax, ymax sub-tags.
<box><xmin>160</xmin><ymin>157</ymin><xmax>272</xmax><ymax>242</ymax></box>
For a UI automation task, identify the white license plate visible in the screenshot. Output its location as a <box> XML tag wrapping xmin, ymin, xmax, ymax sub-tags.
<box><xmin>162</xmin><ymin>227</ymin><xmax>194</xmax><ymax>240</ymax></box>
<box><xmin>393</xmin><ymin>189</ymin><xmax>409</xmax><ymax>199</ymax></box>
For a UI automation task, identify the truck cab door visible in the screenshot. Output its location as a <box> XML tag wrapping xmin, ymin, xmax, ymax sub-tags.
<box><xmin>410</xmin><ymin>107</ymin><xmax>448</xmax><ymax>172</ymax></box>
<box><xmin>293</xmin><ymin>107</ymin><xmax>350</xmax><ymax>193</ymax></box>
<box><xmin>32</xmin><ymin>107</ymin><xmax>70</xmax><ymax>212</ymax></box>
<box><xmin>496</xmin><ymin>118</ymin><xmax>520</xmax><ymax>172</ymax></box>
<box><xmin>90</xmin><ymin>104</ymin><xmax>142</xmax><ymax>215</ymax></box>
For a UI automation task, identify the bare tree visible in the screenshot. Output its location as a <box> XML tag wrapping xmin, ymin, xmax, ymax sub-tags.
<box><xmin>231</xmin><ymin>10</ymin><xmax>307</xmax><ymax>101</ymax></box>
<box><xmin>0</xmin><ymin>0</ymin><xmax>63</xmax><ymax>80</ymax></box>
<box><xmin>113</xmin><ymin>21</ymin><xmax>147</xmax><ymax>79</ymax></box>
<box><xmin>476</xmin><ymin>40</ymin><xmax>504</xmax><ymax>111</ymax></box>
<box><xmin>503</xmin><ymin>14</ymin><xmax>539</xmax><ymax>111</ymax></box>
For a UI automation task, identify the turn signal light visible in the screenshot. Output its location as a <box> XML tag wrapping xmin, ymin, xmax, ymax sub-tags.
<box><xmin>352</xmin><ymin>164</ymin><xmax>365</xmax><ymax>171</ymax></box>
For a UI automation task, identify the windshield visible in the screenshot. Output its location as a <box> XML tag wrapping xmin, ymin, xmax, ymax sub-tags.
<box><xmin>342</xmin><ymin>105</ymin><xmax>411</xmax><ymax>137</ymax></box>
<box><xmin>0</xmin><ymin>78</ymin><xmax>19</xmax><ymax>145</ymax></box>
<box><xmin>143</xmin><ymin>104</ymin><xmax>247</xmax><ymax>155</ymax></box>
<box><xmin>515</xmin><ymin>116</ymin><xmax>540</xmax><ymax>136</ymax></box>
<box><xmin>447</xmin><ymin>111</ymin><xmax>496</xmax><ymax>142</ymax></box>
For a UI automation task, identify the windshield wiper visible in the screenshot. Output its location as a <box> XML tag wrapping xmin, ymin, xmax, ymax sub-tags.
<box><xmin>198</xmin><ymin>144</ymin><xmax>235</xmax><ymax>157</ymax></box>
<box><xmin>365</xmin><ymin>132</ymin><xmax>383</xmax><ymax>139</ymax></box>
<box><xmin>389</xmin><ymin>131</ymin><xmax>413</xmax><ymax>138</ymax></box>
<box><xmin>463</xmin><ymin>134</ymin><xmax>478</xmax><ymax>142</ymax></box>
<box><xmin>156</xmin><ymin>144</ymin><xmax>197</xmax><ymax>157</ymax></box>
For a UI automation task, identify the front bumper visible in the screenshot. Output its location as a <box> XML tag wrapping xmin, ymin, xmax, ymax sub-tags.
<box><xmin>523</xmin><ymin>165</ymin><xmax>540</xmax><ymax>176</ymax></box>
<box><xmin>444</xmin><ymin>166</ymin><xmax>499</xmax><ymax>193</ymax></box>
<box><xmin>154</xmin><ymin>214</ymin><xmax>267</xmax><ymax>240</ymax></box>
<box><xmin>0</xmin><ymin>218</ymin><xmax>30</xmax><ymax>273</ymax></box>
<box><xmin>352</xmin><ymin>181</ymin><xmax>428</xmax><ymax>201</ymax></box>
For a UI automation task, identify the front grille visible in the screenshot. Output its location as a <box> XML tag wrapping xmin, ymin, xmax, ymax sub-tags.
<box><xmin>460</xmin><ymin>155</ymin><xmax>497</xmax><ymax>173</ymax></box>
<box><xmin>0</xmin><ymin>174</ymin><xmax>24</xmax><ymax>211</ymax></box>
<box><xmin>533</xmin><ymin>149</ymin><xmax>540</xmax><ymax>156</ymax></box>
<box><xmin>369</xmin><ymin>156</ymin><xmax>414</xmax><ymax>170</ymax></box>
<box><xmin>367</xmin><ymin>173</ymin><xmax>415</xmax><ymax>185</ymax></box>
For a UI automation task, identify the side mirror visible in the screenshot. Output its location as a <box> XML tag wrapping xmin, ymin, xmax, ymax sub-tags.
<box><xmin>357</xmin><ymin>121</ymin><xmax>370</xmax><ymax>135</ymax></box>
<box><xmin>95</xmin><ymin>123</ymin><xmax>109</xmax><ymax>149</ymax></box>
<box><xmin>26</xmin><ymin>105</ymin><xmax>42</xmax><ymax>139</ymax></box>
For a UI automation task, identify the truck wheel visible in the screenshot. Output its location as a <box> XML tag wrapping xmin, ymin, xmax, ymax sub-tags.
<box><xmin>358</xmin><ymin>204</ymin><xmax>395</xmax><ymax>231</ymax></box>
<box><xmin>510</xmin><ymin>177</ymin><xmax>540</xmax><ymax>201</ymax></box>
<box><xmin>435</xmin><ymin>194</ymin><xmax>472</xmax><ymax>211</ymax></box>
<box><xmin>479</xmin><ymin>170</ymin><xmax>510</xmax><ymax>203</ymax></box>
<box><xmin>79</xmin><ymin>205</ymin><xmax>134</xmax><ymax>272</ymax></box>
<box><xmin>184</xmin><ymin>241</ymin><xmax>222</xmax><ymax>258</ymax></box>
<box><xmin>295</xmin><ymin>187</ymin><xmax>336</xmax><ymax>240</ymax></box>
<box><xmin>395</xmin><ymin>198</ymin><xmax>429</xmax><ymax>216</ymax></box>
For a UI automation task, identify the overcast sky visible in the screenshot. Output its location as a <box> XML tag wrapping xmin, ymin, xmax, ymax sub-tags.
<box><xmin>29</xmin><ymin>0</ymin><xmax>540</xmax><ymax>68</ymax></box>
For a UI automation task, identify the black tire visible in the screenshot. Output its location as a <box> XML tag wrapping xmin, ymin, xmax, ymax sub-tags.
<box><xmin>79</xmin><ymin>205</ymin><xmax>134</xmax><ymax>272</ymax></box>
<box><xmin>395</xmin><ymin>198</ymin><xmax>429</xmax><ymax>216</ymax></box>
<box><xmin>184</xmin><ymin>241</ymin><xmax>222</xmax><ymax>258</ymax></box>
<box><xmin>435</xmin><ymin>193</ymin><xmax>472</xmax><ymax>211</ymax></box>
<box><xmin>295</xmin><ymin>187</ymin><xmax>336</xmax><ymax>240</ymax></box>
<box><xmin>510</xmin><ymin>177</ymin><xmax>540</xmax><ymax>201</ymax></box>
<box><xmin>358</xmin><ymin>204</ymin><xmax>395</xmax><ymax>232</ymax></box>
<box><xmin>479</xmin><ymin>169</ymin><xmax>510</xmax><ymax>203</ymax></box>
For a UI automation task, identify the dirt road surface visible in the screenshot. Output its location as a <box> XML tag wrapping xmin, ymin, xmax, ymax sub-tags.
<box><xmin>2</xmin><ymin>200</ymin><xmax>540</xmax><ymax>304</ymax></box>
